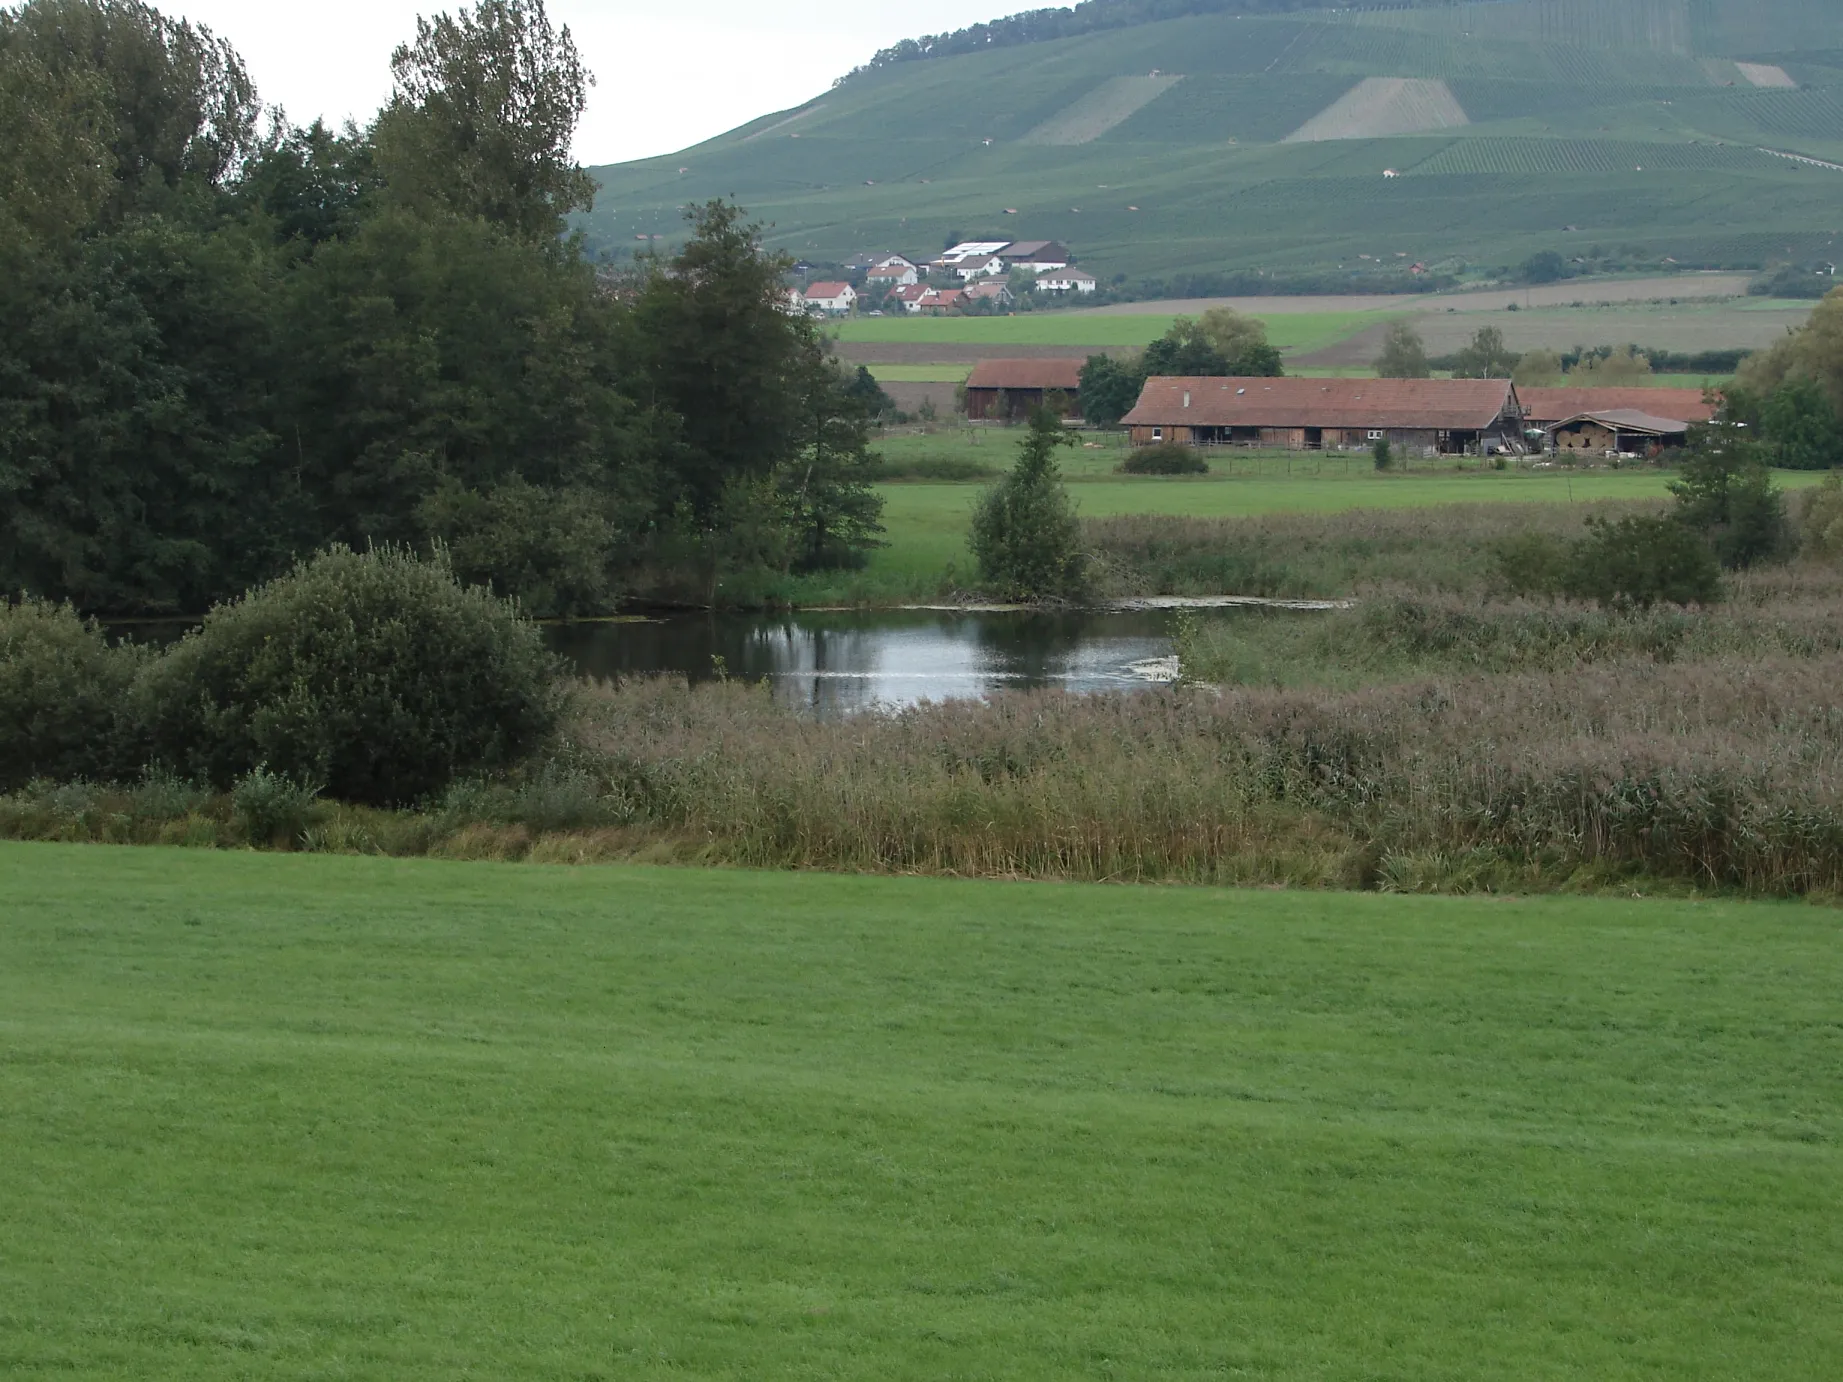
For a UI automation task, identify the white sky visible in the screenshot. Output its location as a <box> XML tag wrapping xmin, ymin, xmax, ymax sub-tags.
<box><xmin>168</xmin><ymin>0</ymin><xmax>1012</xmax><ymax>165</ymax></box>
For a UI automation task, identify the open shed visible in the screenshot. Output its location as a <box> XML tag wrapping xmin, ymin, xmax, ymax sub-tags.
<box><xmin>963</xmin><ymin>359</ymin><xmax>1085</xmax><ymax>421</ymax></box>
<box><xmin>1549</xmin><ymin>409</ymin><xmax>1690</xmax><ymax>457</ymax></box>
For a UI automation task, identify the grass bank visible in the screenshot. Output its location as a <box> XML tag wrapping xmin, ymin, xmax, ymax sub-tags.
<box><xmin>4</xmin><ymin>842</ymin><xmax>1840</xmax><ymax>1378</ymax></box>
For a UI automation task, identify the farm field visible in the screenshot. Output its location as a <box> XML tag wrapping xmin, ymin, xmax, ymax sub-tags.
<box><xmin>777</xmin><ymin>459</ymin><xmax>1828</xmax><ymax>604</ymax></box>
<box><xmin>4</xmin><ymin>843</ymin><xmax>1841</xmax><ymax>1379</ymax></box>
<box><xmin>834</xmin><ymin>311</ymin><xmax>1385</xmax><ymax>353</ymax></box>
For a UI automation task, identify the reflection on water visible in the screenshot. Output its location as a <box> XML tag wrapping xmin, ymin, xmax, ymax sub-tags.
<box><xmin>546</xmin><ymin>609</ymin><xmax>1181</xmax><ymax>716</ymax></box>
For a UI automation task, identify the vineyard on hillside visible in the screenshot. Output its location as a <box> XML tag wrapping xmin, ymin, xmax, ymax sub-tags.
<box><xmin>1409</xmin><ymin>138</ymin><xmax>1793</xmax><ymax>176</ymax></box>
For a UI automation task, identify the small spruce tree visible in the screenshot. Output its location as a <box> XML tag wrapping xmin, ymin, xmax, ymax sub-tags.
<box><xmin>968</xmin><ymin>407</ymin><xmax>1087</xmax><ymax>600</ymax></box>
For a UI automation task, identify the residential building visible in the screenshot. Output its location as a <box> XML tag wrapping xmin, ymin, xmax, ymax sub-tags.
<box><xmin>954</xmin><ymin>254</ymin><xmax>1008</xmax><ymax>280</ymax></box>
<box><xmin>963</xmin><ymin>358</ymin><xmax>1085</xmax><ymax>420</ymax></box>
<box><xmin>937</xmin><ymin>240</ymin><xmax>1012</xmax><ymax>265</ymax></box>
<box><xmin>997</xmin><ymin>240</ymin><xmax>1071</xmax><ymax>272</ymax></box>
<box><xmin>962</xmin><ymin>279</ymin><xmax>1013</xmax><ymax>306</ymax></box>
<box><xmin>887</xmin><ymin>283</ymin><xmax>934</xmax><ymax>313</ymax></box>
<box><xmin>866</xmin><ymin>263</ymin><xmax>919</xmax><ymax>290</ymax></box>
<box><xmin>1038</xmin><ymin>267</ymin><xmax>1098</xmax><ymax>294</ymax></box>
<box><xmin>1121</xmin><ymin>377</ymin><xmax>1525</xmax><ymax>454</ymax></box>
<box><xmin>803</xmin><ymin>281</ymin><xmax>857</xmax><ymax>315</ymax></box>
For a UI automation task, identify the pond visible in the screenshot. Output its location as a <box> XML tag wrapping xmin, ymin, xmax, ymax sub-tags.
<box><xmin>546</xmin><ymin>608</ymin><xmax>1185</xmax><ymax>716</ymax></box>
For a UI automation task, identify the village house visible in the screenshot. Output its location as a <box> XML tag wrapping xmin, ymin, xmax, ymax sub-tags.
<box><xmin>802</xmin><ymin>281</ymin><xmax>857</xmax><ymax>315</ymax></box>
<box><xmin>997</xmin><ymin>240</ymin><xmax>1071</xmax><ymax>272</ymax></box>
<box><xmin>865</xmin><ymin>262</ymin><xmax>919</xmax><ymax>291</ymax></box>
<box><xmin>936</xmin><ymin>240</ymin><xmax>1011</xmax><ymax>268</ymax></box>
<box><xmin>953</xmin><ymin>254</ymin><xmax>1008</xmax><ymax>281</ymax></box>
<box><xmin>1518</xmin><ymin>386</ymin><xmax>1717</xmax><ymax>431</ymax></box>
<box><xmin>963</xmin><ymin>359</ymin><xmax>1085</xmax><ymax>420</ymax></box>
<box><xmin>874</xmin><ymin>254</ymin><xmax>917</xmax><ymax>272</ymax></box>
<box><xmin>886</xmin><ymin>283</ymin><xmax>934</xmax><ymax>313</ymax></box>
<box><xmin>1121</xmin><ymin>377</ymin><xmax>1525</xmax><ymax>455</ymax></box>
<box><xmin>1038</xmin><ymin>267</ymin><xmax>1098</xmax><ymax>294</ymax></box>
<box><xmin>922</xmin><ymin>287</ymin><xmax>967</xmax><ymax>314</ymax></box>
<box><xmin>961</xmin><ymin>279</ymin><xmax>1013</xmax><ymax>307</ymax></box>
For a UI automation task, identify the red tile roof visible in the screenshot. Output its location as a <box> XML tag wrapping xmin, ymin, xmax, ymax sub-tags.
<box><xmin>804</xmin><ymin>281</ymin><xmax>854</xmax><ymax>298</ymax></box>
<box><xmin>1122</xmin><ymin>377</ymin><xmax>1518</xmax><ymax>430</ymax></box>
<box><xmin>965</xmin><ymin>358</ymin><xmax>1086</xmax><ymax>391</ymax></box>
<box><xmin>1519</xmin><ymin>387</ymin><xmax>1717</xmax><ymax>425</ymax></box>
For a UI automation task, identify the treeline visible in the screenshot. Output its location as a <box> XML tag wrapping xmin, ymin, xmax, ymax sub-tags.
<box><xmin>0</xmin><ymin>0</ymin><xmax>882</xmax><ymax>617</ymax></box>
<box><xmin>844</xmin><ymin>0</ymin><xmax>1428</xmax><ymax>76</ymax></box>
<box><xmin>1079</xmin><ymin>309</ymin><xmax>1284</xmax><ymax>426</ymax></box>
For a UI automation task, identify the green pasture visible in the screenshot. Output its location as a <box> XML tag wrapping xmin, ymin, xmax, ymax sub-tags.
<box><xmin>833</xmin><ymin>311</ymin><xmax>1385</xmax><ymax>354</ymax></box>
<box><xmin>865</xmin><ymin>362</ymin><xmax>974</xmax><ymax>382</ymax></box>
<box><xmin>4</xmin><ymin>842</ymin><xmax>1839</xmax><ymax>1378</ymax></box>
<box><xmin>786</xmin><ymin>455</ymin><xmax>1827</xmax><ymax>603</ymax></box>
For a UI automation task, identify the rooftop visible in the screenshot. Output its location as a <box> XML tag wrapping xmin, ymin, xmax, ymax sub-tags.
<box><xmin>1122</xmin><ymin>377</ymin><xmax>1518</xmax><ymax>431</ymax></box>
<box><xmin>965</xmin><ymin>358</ymin><xmax>1085</xmax><ymax>391</ymax></box>
<box><xmin>1520</xmin><ymin>386</ymin><xmax>1717</xmax><ymax>424</ymax></box>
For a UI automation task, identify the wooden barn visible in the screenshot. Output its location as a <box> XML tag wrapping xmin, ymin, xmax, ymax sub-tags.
<box><xmin>1519</xmin><ymin>386</ymin><xmax>1718</xmax><ymax>431</ymax></box>
<box><xmin>1121</xmin><ymin>377</ymin><xmax>1524</xmax><ymax>454</ymax></box>
<box><xmin>1549</xmin><ymin>409</ymin><xmax>1690</xmax><ymax>457</ymax></box>
<box><xmin>963</xmin><ymin>359</ymin><xmax>1085</xmax><ymax>421</ymax></box>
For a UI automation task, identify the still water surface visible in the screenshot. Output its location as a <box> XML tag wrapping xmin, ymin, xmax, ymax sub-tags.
<box><xmin>548</xmin><ymin>609</ymin><xmax>1183</xmax><ymax>716</ymax></box>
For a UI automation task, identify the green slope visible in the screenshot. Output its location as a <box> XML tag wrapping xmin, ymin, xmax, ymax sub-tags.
<box><xmin>584</xmin><ymin>0</ymin><xmax>1843</xmax><ymax>280</ymax></box>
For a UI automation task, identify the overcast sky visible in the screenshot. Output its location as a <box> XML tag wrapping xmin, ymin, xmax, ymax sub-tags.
<box><xmin>168</xmin><ymin>0</ymin><xmax>1012</xmax><ymax>166</ymax></box>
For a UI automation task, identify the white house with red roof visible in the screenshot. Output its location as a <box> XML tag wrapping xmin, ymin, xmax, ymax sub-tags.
<box><xmin>866</xmin><ymin>262</ymin><xmax>919</xmax><ymax>290</ymax></box>
<box><xmin>1038</xmin><ymin>267</ymin><xmax>1098</xmax><ymax>294</ymax></box>
<box><xmin>803</xmin><ymin>281</ymin><xmax>857</xmax><ymax>315</ymax></box>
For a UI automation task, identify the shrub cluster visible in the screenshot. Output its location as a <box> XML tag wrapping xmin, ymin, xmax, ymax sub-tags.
<box><xmin>0</xmin><ymin>548</ymin><xmax>563</xmax><ymax>808</ymax></box>
<box><xmin>1119</xmin><ymin>443</ymin><xmax>1209</xmax><ymax>476</ymax></box>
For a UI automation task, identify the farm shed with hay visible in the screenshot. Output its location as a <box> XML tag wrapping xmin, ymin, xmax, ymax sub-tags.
<box><xmin>1549</xmin><ymin>410</ymin><xmax>1690</xmax><ymax>457</ymax></box>
<box><xmin>1122</xmin><ymin>378</ymin><xmax>1525</xmax><ymax>455</ymax></box>
<box><xmin>963</xmin><ymin>359</ymin><xmax>1086</xmax><ymax>421</ymax></box>
<box><xmin>1519</xmin><ymin>387</ymin><xmax>1719</xmax><ymax>430</ymax></box>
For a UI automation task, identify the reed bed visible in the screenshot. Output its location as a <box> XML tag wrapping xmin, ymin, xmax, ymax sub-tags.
<box><xmin>1085</xmin><ymin>500</ymin><xmax>1666</xmax><ymax>597</ymax></box>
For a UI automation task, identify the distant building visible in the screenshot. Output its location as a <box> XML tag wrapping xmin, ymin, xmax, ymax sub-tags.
<box><xmin>962</xmin><ymin>279</ymin><xmax>1014</xmax><ymax>306</ymax></box>
<box><xmin>922</xmin><ymin>287</ymin><xmax>967</xmax><ymax>314</ymax></box>
<box><xmin>887</xmin><ymin>283</ymin><xmax>934</xmax><ymax>313</ymax></box>
<box><xmin>953</xmin><ymin>254</ymin><xmax>1008</xmax><ymax>280</ymax></box>
<box><xmin>1121</xmin><ymin>377</ymin><xmax>1524</xmax><ymax>454</ymax></box>
<box><xmin>963</xmin><ymin>358</ymin><xmax>1085</xmax><ymax>420</ymax></box>
<box><xmin>997</xmin><ymin>240</ymin><xmax>1071</xmax><ymax>272</ymax></box>
<box><xmin>1519</xmin><ymin>387</ymin><xmax>1718</xmax><ymax>431</ymax></box>
<box><xmin>937</xmin><ymin>240</ymin><xmax>1012</xmax><ymax>266</ymax></box>
<box><xmin>803</xmin><ymin>281</ymin><xmax>857</xmax><ymax>315</ymax></box>
<box><xmin>866</xmin><ymin>262</ymin><xmax>920</xmax><ymax>290</ymax></box>
<box><xmin>1037</xmin><ymin>267</ymin><xmax>1098</xmax><ymax>294</ymax></box>
<box><xmin>1549</xmin><ymin>410</ymin><xmax>1690</xmax><ymax>457</ymax></box>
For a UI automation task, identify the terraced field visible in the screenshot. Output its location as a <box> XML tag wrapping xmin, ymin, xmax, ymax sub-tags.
<box><xmin>584</xmin><ymin>0</ymin><xmax>1843</xmax><ymax>279</ymax></box>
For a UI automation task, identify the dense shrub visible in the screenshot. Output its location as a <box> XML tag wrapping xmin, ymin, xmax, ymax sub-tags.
<box><xmin>134</xmin><ymin>546</ymin><xmax>565</xmax><ymax>805</ymax></box>
<box><xmin>1562</xmin><ymin>516</ymin><xmax>1723</xmax><ymax>609</ymax></box>
<box><xmin>970</xmin><ymin>409</ymin><xmax>1088</xmax><ymax>600</ymax></box>
<box><xmin>0</xmin><ymin>598</ymin><xmax>142</xmax><ymax>791</ymax></box>
<box><xmin>1119</xmin><ymin>443</ymin><xmax>1208</xmax><ymax>476</ymax></box>
<box><xmin>1798</xmin><ymin>474</ymin><xmax>1843</xmax><ymax>560</ymax></box>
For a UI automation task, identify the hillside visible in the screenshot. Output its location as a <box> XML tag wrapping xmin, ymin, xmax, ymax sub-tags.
<box><xmin>584</xmin><ymin>0</ymin><xmax>1843</xmax><ymax>283</ymax></box>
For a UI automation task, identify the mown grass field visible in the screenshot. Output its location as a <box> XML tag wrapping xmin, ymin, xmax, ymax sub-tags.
<box><xmin>834</xmin><ymin>311</ymin><xmax>1383</xmax><ymax>353</ymax></box>
<box><xmin>3</xmin><ymin>842</ymin><xmax>1840</xmax><ymax>1378</ymax></box>
<box><xmin>785</xmin><ymin>450</ymin><xmax>1828</xmax><ymax>603</ymax></box>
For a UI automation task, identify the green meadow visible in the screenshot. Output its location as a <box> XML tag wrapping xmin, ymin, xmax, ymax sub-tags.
<box><xmin>834</xmin><ymin>310</ymin><xmax>1385</xmax><ymax>353</ymax></box>
<box><xmin>2</xmin><ymin>842</ymin><xmax>1838</xmax><ymax>1379</ymax></box>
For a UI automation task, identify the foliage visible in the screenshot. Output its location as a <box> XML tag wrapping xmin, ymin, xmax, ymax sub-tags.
<box><xmin>1520</xmin><ymin>249</ymin><xmax>1569</xmax><ymax>284</ymax></box>
<box><xmin>372</xmin><ymin>0</ymin><xmax>595</xmax><ymax>240</ymax></box>
<box><xmin>1750</xmin><ymin>264</ymin><xmax>1838</xmax><ymax>299</ymax></box>
<box><xmin>0</xmin><ymin>597</ymin><xmax>141</xmax><ymax>790</ymax></box>
<box><xmin>1561</xmin><ymin>515</ymin><xmax>1722</xmax><ymax>609</ymax></box>
<box><xmin>1371</xmin><ymin>436</ymin><xmax>1392</xmax><ymax>471</ymax></box>
<box><xmin>969</xmin><ymin>408</ymin><xmax>1087</xmax><ymax>599</ymax></box>
<box><xmin>1758</xmin><ymin>376</ymin><xmax>1843</xmax><ymax>470</ymax></box>
<box><xmin>1798</xmin><ymin>473</ymin><xmax>1843</xmax><ymax>560</ymax></box>
<box><xmin>1449</xmin><ymin>326</ymin><xmax>1520</xmax><ymax>380</ymax></box>
<box><xmin>1572</xmin><ymin>345</ymin><xmax>1653</xmax><ymax>385</ymax></box>
<box><xmin>1670</xmin><ymin>426</ymin><xmax>1791</xmax><ymax>569</ymax></box>
<box><xmin>1079</xmin><ymin>353</ymin><xmax>1146</xmax><ymax>427</ymax></box>
<box><xmin>230</xmin><ymin>764</ymin><xmax>323</xmax><ymax>846</ymax></box>
<box><xmin>1120</xmin><ymin>442</ymin><xmax>1208</xmax><ymax>475</ymax></box>
<box><xmin>134</xmin><ymin>546</ymin><xmax>564</xmax><ymax>805</ymax></box>
<box><xmin>1735</xmin><ymin>286</ymin><xmax>1843</xmax><ymax>415</ymax></box>
<box><xmin>1143</xmin><ymin>310</ymin><xmax>1282</xmax><ymax>377</ymax></box>
<box><xmin>1373</xmin><ymin>321</ymin><xmax>1429</xmax><ymax>379</ymax></box>
<box><xmin>1512</xmin><ymin>348</ymin><xmax>1564</xmax><ymax>388</ymax></box>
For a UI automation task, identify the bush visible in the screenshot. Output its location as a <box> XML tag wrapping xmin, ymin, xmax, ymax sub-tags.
<box><xmin>1372</xmin><ymin>436</ymin><xmax>1392</xmax><ymax>471</ymax></box>
<box><xmin>135</xmin><ymin>546</ymin><xmax>566</xmax><ymax>806</ymax></box>
<box><xmin>1119</xmin><ymin>442</ymin><xmax>1208</xmax><ymax>476</ymax></box>
<box><xmin>1798</xmin><ymin>474</ymin><xmax>1843</xmax><ymax>560</ymax></box>
<box><xmin>969</xmin><ymin>409</ymin><xmax>1089</xmax><ymax>600</ymax></box>
<box><xmin>1562</xmin><ymin>516</ymin><xmax>1722</xmax><ymax>609</ymax></box>
<box><xmin>0</xmin><ymin>598</ymin><xmax>142</xmax><ymax>791</ymax></box>
<box><xmin>231</xmin><ymin>766</ymin><xmax>323</xmax><ymax>847</ymax></box>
